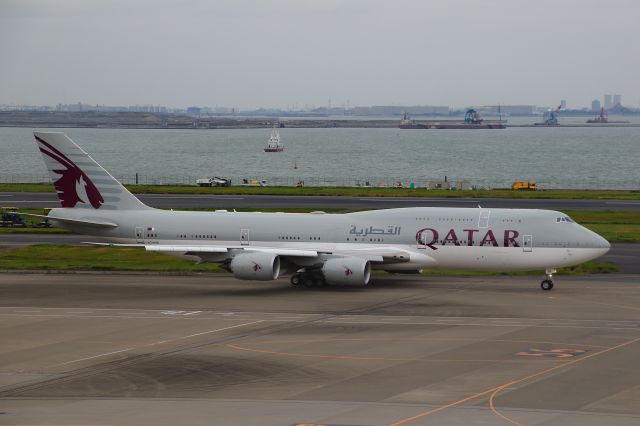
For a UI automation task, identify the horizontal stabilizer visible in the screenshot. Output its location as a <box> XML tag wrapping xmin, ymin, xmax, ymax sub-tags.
<box><xmin>18</xmin><ymin>213</ymin><xmax>118</xmax><ymax>228</ymax></box>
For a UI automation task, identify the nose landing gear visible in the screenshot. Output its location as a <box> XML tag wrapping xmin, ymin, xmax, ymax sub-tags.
<box><xmin>541</xmin><ymin>268</ymin><xmax>556</xmax><ymax>291</ymax></box>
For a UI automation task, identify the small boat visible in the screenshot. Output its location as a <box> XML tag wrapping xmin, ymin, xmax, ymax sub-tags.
<box><xmin>264</xmin><ymin>126</ymin><xmax>284</xmax><ymax>152</ymax></box>
<box><xmin>587</xmin><ymin>107</ymin><xmax>609</xmax><ymax>123</ymax></box>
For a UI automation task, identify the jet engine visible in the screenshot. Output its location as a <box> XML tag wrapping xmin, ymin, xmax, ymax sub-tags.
<box><xmin>230</xmin><ymin>252</ymin><xmax>280</xmax><ymax>281</ymax></box>
<box><xmin>322</xmin><ymin>257</ymin><xmax>371</xmax><ymax>285</ymax></box>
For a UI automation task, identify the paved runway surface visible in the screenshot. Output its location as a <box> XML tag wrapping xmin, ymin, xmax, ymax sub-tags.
<box><xmin>3</xmin><ymin>191</ymin><xmax>640</xmax><ymax>210</ymax></box>
<box><xmin>1</xmin><ymin>273</ymin><xmax>639</xmax><ymax>425</ymax></box>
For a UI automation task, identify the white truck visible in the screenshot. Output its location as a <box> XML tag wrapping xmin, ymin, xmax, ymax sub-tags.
<box><xmin>195</xmin><ymin>177</ymin><xmax>231</xmax><ymax>187</ymax></box>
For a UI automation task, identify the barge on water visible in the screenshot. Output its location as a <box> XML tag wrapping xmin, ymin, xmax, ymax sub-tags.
<box><xmin>586</xmin><ymin>107</ymin><xmax>630</xmax><ymax>124</ymax></box>
<box><xmin>399</xmin><ymin>109</ymin><xmax>506</xmax><ymax>129</ymax></box>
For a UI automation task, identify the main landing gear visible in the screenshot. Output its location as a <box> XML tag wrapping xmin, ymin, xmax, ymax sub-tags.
<box><xmin>290</xmin><ymin>271</ymin><xmax>327</xmax><ymax>288</ymax></box>
<box><xmin>540</xmin><ymin>268</ymin><xmax>556</xmax><ymax>291</ymax></box>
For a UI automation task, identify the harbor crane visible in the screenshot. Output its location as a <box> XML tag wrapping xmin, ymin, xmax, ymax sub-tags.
<box><xmin>541</xmin><ymin>104</ymin><xmax>562</xmax><ymax>125</ymax></box>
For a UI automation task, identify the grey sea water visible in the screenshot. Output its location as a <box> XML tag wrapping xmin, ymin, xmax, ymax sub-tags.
<box><xmin>0</xmin><ymin>122</ymin><xmax>638</xmax><ymax>189</ymax></box>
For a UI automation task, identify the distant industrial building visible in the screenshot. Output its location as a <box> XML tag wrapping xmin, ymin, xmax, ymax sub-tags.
<box><xmin>591</xmin><ymin>99</ymin><xmax>601</xmax><ymax>111</ymax></box>
<box><xmin>604</xmin><ymin>94</ymin><xmax>613</xmax><ymax>109</ymax></box>
<box><xmin>403</xmin><ymin>105</ymin><xmax>449</xmax><ymax>115</ymax></box>
<box><xmin>352</xmin><ymin>106</ymin><xmax>371</xmax><ymax>116</ymax></box>
<box><xmin>128</xmin><ymin>105</ymin><xmax>168</xmax><ymax>113</ymax></box>
<box><xmin>483</xmin><ymin>105</ymin><xmax>536</xmax><ymax>115</ymax></box>
<box><xmin>560</xmin><ymin>99</ymin><xmax>567</xmax><ymax>109</ymax></box>
<box><xmin>186</xmin><ymin>106</ymin><xmax>201</xmax><ymax>115</ymax></box>
<box><xmin>613</xmin><ymin>94</ymin><xmax>622</xmax><ymax>107</ymax></box>
<box><xmin>367</xmin><ymin>105</ymin><xmax>449</xmax><ymax>116</ymax></box>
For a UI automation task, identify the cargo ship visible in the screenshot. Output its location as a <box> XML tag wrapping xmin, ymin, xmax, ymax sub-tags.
<box><xmin>398</xmin><ymin>112</ymin><xmax>427</xmax><ymax>129</ymax></box>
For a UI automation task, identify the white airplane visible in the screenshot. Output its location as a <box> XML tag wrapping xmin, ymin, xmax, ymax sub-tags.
<box><xmin>28</xmin><ymin>132</ymin><xmax>610</xmax><ymax>290</ymax></box>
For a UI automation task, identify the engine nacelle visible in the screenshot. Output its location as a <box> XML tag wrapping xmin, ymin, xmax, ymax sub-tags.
<box><xmin>230</xmin><ymin>252</ymin><xmax>280</xmax><ymax>281</ymax></box>
<box><xmin>322</xmin><ymin>257</ymin><xmax>371</xmax><ymax>286</ymax></box>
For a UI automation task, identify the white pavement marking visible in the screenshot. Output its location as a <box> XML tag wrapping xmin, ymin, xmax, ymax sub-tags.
<box><xmin>173</xmin><ymin>320</ymin><xmax>264</xmax><ymax>340</ymax></box>
<box><xmin>52</xmin><ymin>348</ymin><xmax>136</xmax><ymax>367</ymax></box>
<box><xmin>48</xmin><ymin>320</ymin><xmax>264</xmax><ymax>369</ymax></box>
<box><xmin>6</xmin><ymin>200</ymin><xmax>58</xmax><ymax>203</ymax></box>
<box><xmin>142</xmin><ymin>196</ymin><xmax>245</xmax><ymax>200</ymax></box>
<box><xmin>605</xmin><ymin>201</ymin><xmax>640</xmax><ymax>205</ymax></box>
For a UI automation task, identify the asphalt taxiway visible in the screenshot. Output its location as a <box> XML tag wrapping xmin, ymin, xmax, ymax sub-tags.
<box><xmin>1</xmin><ymin>273</ymin><xmax>639</xmax><ymax>425</ymax></box>
<box><xmin>3</xmin><ymin>191</ymin><xmax>640</xmax><ymax>210</ymax></box>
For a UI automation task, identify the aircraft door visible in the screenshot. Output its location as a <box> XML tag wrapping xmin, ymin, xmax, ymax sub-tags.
<box><xmin>240</xmin><ymin>228</ymin><xmax>250</xmax><ymax>245</ymax></box>
<box><xmin>135</xmin><ymin>227</ymin><xmax>144</xmax><ymax>243</ymax></box>
<box><xmin>523</xmin><ymin>234</ymin><xmax>533</xmax><ymax>252</ymax></box>
<box><xmin>416</xmin><ymin>229</ymin><xmax>430</xmax><ymax>249</ymax></box>
<box><xmin>144</xmin><ymin>227</ymin><xmax>158</xmax><ymax>244</ymax></box>
<box><xmin>478</xmin><ymin>209</ymin><xmax>490</xmax><ymax>228</ymax></box>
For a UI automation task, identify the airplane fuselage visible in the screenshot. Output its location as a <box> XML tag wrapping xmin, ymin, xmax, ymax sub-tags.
<box><xmin>51</xmin><ymin>206</ymin><xmax>610</xmax><ymax>272</ymax></box>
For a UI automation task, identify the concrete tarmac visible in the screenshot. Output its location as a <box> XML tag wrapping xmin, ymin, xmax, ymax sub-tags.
<box><xmin>1</xmin><ymin>273</ymin><xmax>639</xmax><ymax>425</ymax></box>
<box><xmin>3</xmin><ymin>191</ymin><xmax>640</xmax><ymax>210</ymax></box>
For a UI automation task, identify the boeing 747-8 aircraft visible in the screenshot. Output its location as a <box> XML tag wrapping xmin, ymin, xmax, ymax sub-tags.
<box><xmin>27</xmin><ymin>132</ymin><xmax>610</xmax><ymax>290</ymax></box>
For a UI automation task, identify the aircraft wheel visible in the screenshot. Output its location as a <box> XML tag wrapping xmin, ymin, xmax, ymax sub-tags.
<box><xmin>541</xmin><ymin>279</ymin><xmax>554</xmax><ymax>291</ymax></box>
<box><xmin>311</xmin><ymin>272</ymin><xmax>326</xmax><ymax>287</ymax></box>
<box><xmin>290</xmin><ymin>274</ymin><xmax>301</xmax><ymax>286</ymax></box>
<box><xmin>301</xmin><ymin>274</ymin><xmax>314</xmax><ymax>287</ymax></box>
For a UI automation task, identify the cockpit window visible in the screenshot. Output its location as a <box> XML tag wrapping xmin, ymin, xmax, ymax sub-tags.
<box><xmin>556</xmin><ymin>216</ymin><xmax>574</xmax><ymax>223</ymax></box>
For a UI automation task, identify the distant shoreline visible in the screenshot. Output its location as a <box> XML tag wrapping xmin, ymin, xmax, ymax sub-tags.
<box><xmin>2</xmin><ymin>111</ymin><xmax>639</xmax><ymax>129</ymax></box>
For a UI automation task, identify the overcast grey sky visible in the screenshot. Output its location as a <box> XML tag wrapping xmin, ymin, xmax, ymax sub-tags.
<box><xmin>1</xmin><ymin>0</ymin><xmax>638</xmax><ymax>109</ymax></box>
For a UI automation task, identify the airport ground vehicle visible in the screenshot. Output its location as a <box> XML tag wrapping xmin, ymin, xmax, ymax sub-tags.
<box><xmin>512</xmin><ymin>181</ymin><xmax>538</xmax><ymax>191</ymax></box>
<box><xmin>195</xmin><ymin>177</ymin><xmax>231</xmax><ymax>187</ymax></box>
<box><xmin>23</xmin><ymin>132</ymin><xmax>610</xmax><ymax>291</ymax></box>
<box><xmin>1</xmin><ymin>212</ymin><xmax>27</xmax><ymax>227</ymax></box>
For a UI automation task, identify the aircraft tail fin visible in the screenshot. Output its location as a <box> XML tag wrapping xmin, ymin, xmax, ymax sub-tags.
<box><xmin>34</xmin><ymin>132</ymin><xmax>149</xmax><ymax>211</ymax></box>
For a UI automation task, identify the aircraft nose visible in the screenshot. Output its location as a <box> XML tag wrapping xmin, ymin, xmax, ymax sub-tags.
<box><xmin>598</xmin><ymin>234</ymin><xmax>611</xmax><ymax>252</ymax></box>
<box><xmin>584</xmin><ymin>226</ymin><xmax>610</xmax><ymax>252</ymax></box>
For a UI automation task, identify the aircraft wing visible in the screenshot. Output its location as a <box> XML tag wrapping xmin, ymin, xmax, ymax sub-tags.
<box><xmin>330</xmin><ymin>246</ymin><xmax>436</xmax><ymax>264</ymax></box>
<box><xmin>84</xmin><ymin>242</ymin><xmax>318</xmax><ymax>258</ymax></box>
<box><xmin>84</xmin><ymin>243</ymin><xmax>430</xmax><ymax>265</ymax></box>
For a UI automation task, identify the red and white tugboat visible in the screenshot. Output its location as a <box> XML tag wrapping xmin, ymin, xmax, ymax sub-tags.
<box><xmin>264</xmin><ymin>126</ymin><xmax>284</xmax><ymax>152</ymax></box>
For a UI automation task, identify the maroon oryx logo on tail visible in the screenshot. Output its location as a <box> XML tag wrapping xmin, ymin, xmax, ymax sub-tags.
<box><xmin>35</xmin><ymin>135</ymin><xmax>104</xmax><ymax>209</ymax></box>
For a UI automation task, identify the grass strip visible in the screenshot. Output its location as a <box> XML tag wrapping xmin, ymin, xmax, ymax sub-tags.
<box><xmin>565</xmin><ymin>210</ymin><xmax>640</xmax><ymax>243</ymax></box>
<box><xmin>0</xmin><ymin>182</ymin><xmax>638</xmax><ymax>200</ymax></box>
<box><xmin>0</xmin><ymin>245</ymin><xmax>221</xmax><ymax>272</ymax></box>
